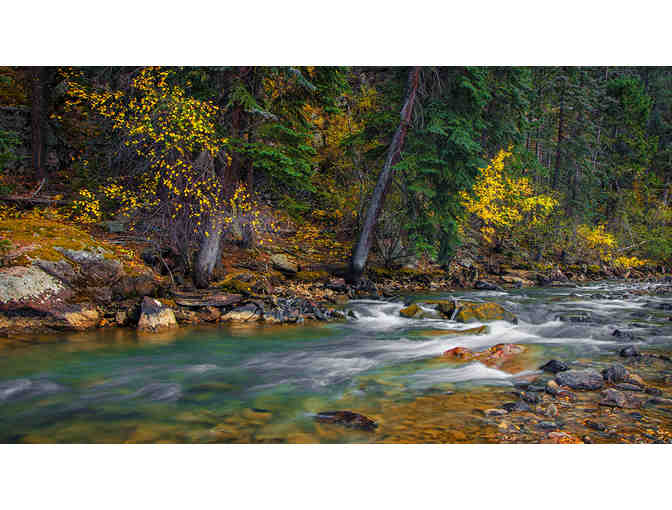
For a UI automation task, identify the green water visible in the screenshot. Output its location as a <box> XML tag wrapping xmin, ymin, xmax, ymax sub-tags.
<box><xmin>2</xmin><ymin>281</ymin><xmax>671</xmax><ymax>443</ymax></box>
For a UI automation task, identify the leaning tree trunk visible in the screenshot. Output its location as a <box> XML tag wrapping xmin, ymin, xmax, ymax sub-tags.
<box><xmin>346</xmin><ymin>66</ymin><xmax>421</xmax><ymax>284</ymax></box>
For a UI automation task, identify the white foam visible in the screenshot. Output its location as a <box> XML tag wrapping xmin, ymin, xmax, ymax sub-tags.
<box><xmin>404</xmin><ymin>362</ymin><xmax>513</xmax><ymax>389</ymax></box>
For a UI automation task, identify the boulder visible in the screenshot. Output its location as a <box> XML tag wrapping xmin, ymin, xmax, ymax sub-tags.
<box><xmin>137</xmin><ymin>297</ymin><xmax>177</xmax><ymax>332</ymax></box>
<box><xmin>52</xmin><ymin>303</ymin><xmax>100</xmax><ymax>330</ymax></box>
<box><xmin>220</xmin><ymin>304</ymin><xmax>262</xmax><ymax>323</ymax></box>
<box><xmin>602</xmin><ymin>363</ymin><xmax>629</xmax><ymax>384</ymax></box>
<box><xmin>539</xmin><ymin>360</ymin><xmax>569</xmax><ymax>373</ymax></box>
<box><xmin>0</xmin><ymin>265</ymin><xmax>71</xmax><ymax>312</ymax></box>
<box><xmin>442</xmin><ymin>347</ymin><xmax>475</xmax><ymax>360</ymax></box>
<box><xmin>450</xmin><ymin>301</ymin><xmax>517</xmax><ymax>323</ymax></box>
<box><xmin>442</xmin><ymin>343</ymin><xmax>525</xmax><ymax>368</ymax></box>
<box><xmin>556</xmin><ymin>369</ymin><xmax>604</xmax><ymax>390</ymax></box>
<box><xmin>501</xmin><ymin>275</ymin><xmax>535</xmax><ymax>287</ymax></box>
<box><xmin>314</xmin><ymin>411</ymin><xmax>378</xmax><ymax>431</ymax></box>
<box><xmin>399</xmin><ymin>303</ymin><xmax>423</xmax><ymax>318</ymax></box>
<box><xmin>270</xmin><ymin>254</ymin><xmax>298</xmax><ymax>274</ymax></box>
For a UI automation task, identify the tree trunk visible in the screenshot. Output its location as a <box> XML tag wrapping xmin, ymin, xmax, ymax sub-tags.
<box><xmin>192</xmin><ymin>151</ymin><xmax>227</xmax><ymax>289</ymax></box>
<box><xmin>193</xmin><ymin>213</ymin><xmax>225</xmax><ymax>289</ymax></box>
<box><xmin>552</xmin><ymin>81</ymin><xmax>566</xmax><ymax>189</ymax></box>
<box><xmin>30</xmin><ymin>67</ymin><xmax>48</xmax><ymax>182</ymax></box>
<box><xmin>346</xmin><ymin>66</ymin><xmax>421</xmax><ymax>284</ymax></box>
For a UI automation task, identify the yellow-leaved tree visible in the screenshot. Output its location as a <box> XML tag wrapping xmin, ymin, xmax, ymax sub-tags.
<box><xmin>459</xmin><ymin>148</ymin><xmax>557</xmax><ymax>251</ymax></box>
<box><xmin>62</xmin><ymin>67</ymin><xmax>272</xmax><ymax>286</ymax></box>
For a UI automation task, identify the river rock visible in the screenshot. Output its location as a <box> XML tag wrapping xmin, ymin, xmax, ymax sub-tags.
<box><xmin>314</xmin><ymin>411</ymin><xmax>378</xmax><ymax>431</ymax></box>
<box><xmin>585</xmin><ymin>420</ymin><xmax>607</xmax><ymax>432</ymax></box>
<box><xmin>442</xmin><ymin>347</ymin><xmax>475</xmax><ymax>360</ymax></box>
<box><xmin>556</xmin><ymin>369</ymin><xmax>604</xmax><ymax>390</ymax></box>
<box><xmin>627</xmin><ymin>373</ymin><xmax>646</xmax><ymax>386</ymax></box>
<box><xmin>545</xmin><ymin>380</ymin><xmax>561</xmax><ymax>396</ymax></box>
<box><xmin>615</xmin><ymin>383</ymin><xmax>645</xmax><ymax>392</ymax></box>
<box><xmin>539</xmin><ymin>359</ymin><xmax>569</xmax><ymax>373</ymax></box>
<box><xmin>399</xmin><ymin>303</ymin><xmax>423</xmax><ymax>318</ymax></box>
<box><xmin>602</xmin><ymin>363</ymin><xmax>629</xmax><ymax>384</ymax></box>
<box><xmin>270</xmin><ymin>254</ymin><xmax>298</xmax><ymax>274</ymax></box>
<box><xmin>52</xmin><ymin>303</ymin><xmax>100</xmax><ymax>330</ymax></box>
<box><xmin>220</xmin><ymin>303</ymin><xmax>262</xmax><ymax>323</ymax></box>
<box><xmin>646</xmin><ymin>397</ymin><xmax>672</xmax><ymax>406</ymax></box>
<box><xmin>137</xmin><ymin>297</ymin><xmax>177</xmax><ymax>332</ymax></box>
<box><xmin>620</xmin><ymin>345</ymin><xmax>641</xmax><ymax>358</ymax></box>
<box><xmin>474</xmin><ymin>280</ymin><xmax>502</xmax><ymax>291</ymax></box>
<box><xmin>502</xmin><ymin>401</ymin><xmax>531</xmax><ymax>413</ymax></box>
<box><xmin>599</xmin><ymin>389</ymin><xmax>627</xmax><ymax>408</ymax></box>
<box><xmin>436</xmin><ymin>300</ymin><xmax>517</xmax><ymax>323</ymax></box>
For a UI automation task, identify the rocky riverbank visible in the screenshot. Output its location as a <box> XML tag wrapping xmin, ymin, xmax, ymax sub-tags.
<box><xmin>2</xmin><ymin>215</ymin><xmax>672</xmax><ymax>341</ymax></box>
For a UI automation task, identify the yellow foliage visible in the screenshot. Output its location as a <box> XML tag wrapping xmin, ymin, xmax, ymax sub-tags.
<box><xmin>71</xmin><ymin>188</ymin><xmax>101</xmax><ymax>224</ymax></box>
<box><xmin>613</xmin><ymin>255</ymin><xmax>647</xmax><ymax>270</ymax></box>
<box><xmin>460</xmin><ymin>149</ymin><xmax>557</xmax><ymax>245</ymax></box>
<box><xmin>576</xmin><ymin>224</ymin><xmax>616</xmax><ymax>262</ymax></box>
<box><xmin>62</xmin><ymin>67</ymin><xmax>229</xmax><ymax>238</ymax></box>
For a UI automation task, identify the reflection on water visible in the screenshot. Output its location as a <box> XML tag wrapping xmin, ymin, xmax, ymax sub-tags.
<box><xmin>2</xmin><ymin>281</ymin><xmax>672</xmax><ymax>443</ymax></box>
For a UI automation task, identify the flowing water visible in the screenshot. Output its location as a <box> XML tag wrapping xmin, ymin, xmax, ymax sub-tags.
<box><xmin>2</xmin><ymin>281</ymin><xmax>672</xmax><ymax>443</ymax></box>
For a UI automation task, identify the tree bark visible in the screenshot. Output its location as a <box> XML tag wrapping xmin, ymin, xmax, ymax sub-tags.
<box><xmin>346</xmin><ymin>67</ymin><xmax>421</xmax><ymax>284</ymax></box>
<box><xmin>193</xmin><ymin>213</ymin><xmax>225</xmax><ymax>289</ymax></box>
<box><xmin>192</xmin><ymin>151</ymin><xmax>226</xmax><ymax>289</ymax></box>
<box><xmin>30</xmin><ymin>67</ymin><xmax>49</xmax><ymax>182</ymax></box>
<box><xmin>552</xmin><ymin>80</ymin><xmax>566</xmax><ymax>189</ymax></box>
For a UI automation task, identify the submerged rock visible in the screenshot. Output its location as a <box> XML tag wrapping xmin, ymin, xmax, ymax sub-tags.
<box><xmin>442</xmin><ymin>343</ymin><xmax>525</xmax><ymax>369</ymax></box>
<box><xmin>442</xmin><ymin>347</ymin><xmax>475</xmax><ymax>360</ymax></box>
<box><xmin>314</xmin><ymin>411</ymin><xmax>378</xmax><ymax>431</ymax></box>
<box><xmin>602</xmin><ymin>363</ymin><xmax>629</xmax><ymax>384</ymax></box>
<box><xmin>539</xmin><ymin>360</ymin><xmax>569</xmax><ymax>373</ymax></box>
<box><xmin>620</xmin><ymin>346</ymin><xmax>641</xmax><ymax>358</ymax></box>
<box><xmin>137</xmin><ymin>297</ymin><xmax>177</xmax><ymax>332</ymax></box>
<box><xmin>502</xmin><ymin>401</ymin><xmax>531</xmax><ymax>413</ymax></box>
<box><xmin>599</xmin><ymin>388</ymin><xmax>627</xmax><ymax>408</ymax></box>
<box><xmin>411</xmin><ymin>325</ymin><xmax>488</xmax><ymax>337</ymax></box>
<box><xmin>556</xmin><ymin>369</ymin><xmax>604</xmax><ymax>390</ymax></box>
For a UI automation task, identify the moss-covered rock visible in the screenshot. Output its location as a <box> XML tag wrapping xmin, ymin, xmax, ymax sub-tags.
<box><xmin>399</xmin><ymin>303</ymin><xmax>422</xmax><ymax>318</ymax></box>
<box><xmin>419</xmin><ymin>299</ymin><xmax>516</xmax><ymax>323</ymax></box>
<box><xmin>270</xmin><ymin>253</ymin><xmax>298</xmax><ymax>274</ymax></box>
<box><xmin>453</xmin><ymin>301</ymin><xmax>517</xmax><ymax>323</ymax></box>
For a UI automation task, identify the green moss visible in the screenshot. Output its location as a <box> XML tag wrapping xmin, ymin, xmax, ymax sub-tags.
<box><xmin>587</xmin><ymin>264</ymin><xmax>601</xmax><ymax>274</ymax></box>
<box><xmin>0</xmin><ymin>218</ymin><xmax>106</xmax><ymax>265</ymax></box>
<box><xmin>295</xmin><ymin>270</ymin><xmax>329</xmax><ymax>282</ymax></box>
<box><xmin>368</xmin><ymin>266</ymin><xmax>393</xmax><ymax>279</ymax></box>
<box><xmin>454</xmin><ymin>301</ymin><xmax>517</xmax><ymax>323</ymax></box>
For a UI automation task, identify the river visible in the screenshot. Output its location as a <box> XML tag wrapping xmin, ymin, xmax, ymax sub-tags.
<box><xmin>2</xmin><ymin>281</ymin><xmax>672</xmax><ymax>443</ymax></box>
